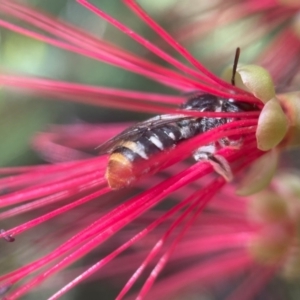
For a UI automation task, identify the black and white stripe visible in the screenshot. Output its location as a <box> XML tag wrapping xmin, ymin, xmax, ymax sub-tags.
<box><xmin>110</xmin><ymin>93</ymin><xmax>257</xmax><ymax>164</ymax></box>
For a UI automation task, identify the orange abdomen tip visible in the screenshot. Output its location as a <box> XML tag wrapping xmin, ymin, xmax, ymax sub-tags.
<box><xmin>105</xmin><ymin>153</ymin><xmax>135</xmax><ymax>190</ymax></box>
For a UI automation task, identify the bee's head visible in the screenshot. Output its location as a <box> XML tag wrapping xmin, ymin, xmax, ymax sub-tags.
<box><xmin>180</xmin><ymin>93</ymin><xmax>220</xmax><ymax>111</ymax></box>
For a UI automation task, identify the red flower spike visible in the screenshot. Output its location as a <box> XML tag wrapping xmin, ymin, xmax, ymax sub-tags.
<box><xmin>0</xmin><ymin>1</ymin><xmax>298</xmax><ymax>299</ymax></box>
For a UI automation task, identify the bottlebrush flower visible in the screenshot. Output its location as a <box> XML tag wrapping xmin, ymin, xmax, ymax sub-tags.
<box><xmin>0</xmin><ymin>1</ymin><xmax>299</xmax><ymax>299</ymax></box>
<box><xmin>104</xmin><ymin>170</ymin><xmax>300</xmax><ymax>300</ymax></box>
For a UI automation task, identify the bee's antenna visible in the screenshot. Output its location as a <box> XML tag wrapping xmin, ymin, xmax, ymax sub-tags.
<box><xmin>231</xmin><ymin>47</ymin><xmax>240</xmax><ymax>86</ymax></box>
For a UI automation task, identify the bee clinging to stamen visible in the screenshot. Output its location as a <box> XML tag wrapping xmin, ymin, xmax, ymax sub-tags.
<box><xmin>98</xmin><ymin>93</ymin><xmax>257</xmax><ymax>189</ymax></box>
<box><xmin>98</xmin><ymin>48</ymin><xmax>257</xmax><ymax>190</ymax></box>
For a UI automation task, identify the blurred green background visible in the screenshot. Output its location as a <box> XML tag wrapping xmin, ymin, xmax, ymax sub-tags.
<box><xmin>0</xmin><ymin>0</ymin><xmax>267</xmax><ymax>168</ymax></box>
<box><xmin>0</xmin><ymin>0</ymin><xmax>177</xmax><ymax>167</ymax></box>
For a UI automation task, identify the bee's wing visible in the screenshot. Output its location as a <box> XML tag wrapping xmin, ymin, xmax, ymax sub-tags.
<box><xmin>97</xmin><ymin>114</ymin><xmax>189</xmax><ymax>154</ymax></box>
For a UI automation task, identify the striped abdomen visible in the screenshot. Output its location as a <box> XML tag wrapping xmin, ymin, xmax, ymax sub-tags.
<box><xmin>106</xmin><ymin>119</ymin><xmax>202</xmax><ymax>189</ymax></box>
<box><xmin>105</xmin><ymin>94</ymin><xmax>258</xmax><ymax>189</ymax></box>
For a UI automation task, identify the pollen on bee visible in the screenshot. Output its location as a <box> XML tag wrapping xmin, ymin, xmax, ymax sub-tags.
<box><xmin>105</xmin><ymin>152</ymin><xmax>135</xmax><ymax>189</ymax></box>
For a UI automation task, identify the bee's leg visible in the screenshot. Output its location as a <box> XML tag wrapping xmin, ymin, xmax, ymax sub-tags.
<box><xmin>220</xmin><ymin>136</ymin><xmax>243</xmax><ymax>149</ymax></box>
<box><xmin>193</xmin><ymin>144</ymin><xmax>233</xmax><ymax>181</ymax></box>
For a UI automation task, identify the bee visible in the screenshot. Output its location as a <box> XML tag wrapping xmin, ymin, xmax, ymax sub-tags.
<box><xmin>98</xmin><ymin>93</ymin><xmax>257</xmax><ymax>189</ymax></box>
<box><xmin>99</xmin><ymin>48</ymin><xmax>257</xmax><ymax>190</ymax></box>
